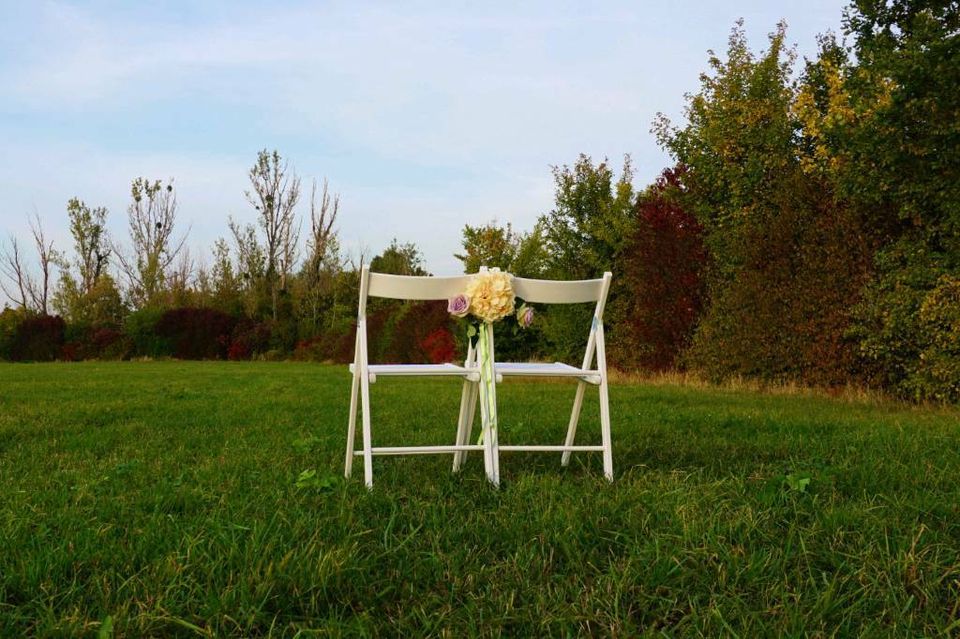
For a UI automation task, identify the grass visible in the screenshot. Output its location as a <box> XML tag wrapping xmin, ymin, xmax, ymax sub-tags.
<box><xmin>1</xmin><ymin>361</ymin><xmax>959</xmax><ymax>636</ymax></box>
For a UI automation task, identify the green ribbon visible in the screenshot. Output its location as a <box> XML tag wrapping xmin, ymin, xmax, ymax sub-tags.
<box><xmin>476</xmin><ymin>322</ymin><xmax>497</xmax><ymax>445</ymax></box>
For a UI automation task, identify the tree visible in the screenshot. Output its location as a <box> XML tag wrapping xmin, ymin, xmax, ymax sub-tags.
<box><xmin>209</xmin><ymin>238</ymin><xmax>243</xmax><ymax>314</ymax></box>
<box><xmin>797</xmin><ymin>1</ymin><xmax>960</xmax><ymax>398</ymax></box>
<box><xmin>0</xmin><ymin>235</ymin><xmax>30</xmax><ymax>310</ymax></box>
<box><xmin>167</xmin><ymin>248</ymin><xmax>195</xmax><ymax>308</ymax></box>
<box><xmin>227</xmin><ymin>220</ymin><xmax>268</xmax><ymax>317</ymax></box>
<box><xmin>26</xmin><ymin>214</ymin><xmax>56</xmax><ymax>315</ymax></box>
<box><xmin>246</xmin><ymin>149</ymin><xmax>301</xmax><ymax>319</ymax></box>
<box><xmin>540</xmin><ymin>154</ymin><xmax>635</xmax><ymax>280</ymax></box>
<box><xmin>653</xmin><ymin>20</ymin><xmax>882</xmax><ymax>385</ymax></box>
<box><xmin>54</xmin><ymin>198</ymin><xmax>112</xmax><ymax>321</ymax></box>
<box><xmin>115</xmin><ymin>178</ymin><xmax>188</xmax><ymax>307</ymax></box>
<box><xmin>65</xmin><ymin>198</ymin><xmax>110</xmax><ymax>295</ymax></box>
<box><xmin>619</xmin><ymin>166</ymin><xmax>707</xmax><ymax>371</ymax></box>
<box><xmin>654</xmin><ymin>20</ymin><xmax>797</xmax><ymax>275</ymax></box>
<box><xmin>843</xmin><ymin>0</ymin><xmax>960</xmax><ymax>236</ymax></box>
<box><xmin>538</xmin><ymin>154</ymin><xmax>635</xmax><ymax>362</ymax></box>
<box><xmin>68</xmin><ymin>274</ymin><xmax>125</xmax><ymax>328</ymax></box>
<box><xmin>301</xmin><ymin>179</ymin><xmax>342</xmax><ymax>333</ymax></box>
<box><xmin>0</xmin><ymin>215</ymin><xmax>57</xmax><ymax>314</ymax></box>
<box><xmin>455</xmin><ymin>221</ymin><xmax>548</xmax><ymax>277</ymax></box>
<box><xmin>370</xmin><ymin>239</ymin><xmax>427</xmax><ymax>276</ymax></box>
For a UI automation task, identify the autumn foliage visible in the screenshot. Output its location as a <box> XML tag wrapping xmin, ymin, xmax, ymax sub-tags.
<box><xmin>618</xmin><ymin>167</ymin><xmax>706</xmax><ymax>371</ymax></box>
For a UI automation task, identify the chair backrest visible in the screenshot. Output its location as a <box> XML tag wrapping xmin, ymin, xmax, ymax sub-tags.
<box><xmin>358</xmin><ymin>265</ymin><xmax>472</xmax><ymax>317</ymax></box>
<box><xmin>358</xmin><ymin>266</ymin><xmax>612</xmax><ymax>322</ymax></box>
<box><xmin>513</xmin><ymin>272</ymin><xmax>613</xmax><ymax>369</ymax></box>
<box><xmin>512</xmin><ymin>276</ymin><xmax>609</xmax><ymax>307</ymax></box>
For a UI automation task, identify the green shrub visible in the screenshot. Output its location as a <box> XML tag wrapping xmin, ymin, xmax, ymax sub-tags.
<box><xmin>10</xmin><ymin>315</ymin><xmax>66</xmax><ymax>362</ymax></box>
<box><xmin>686</xmin><ymin>177</ymin><xmax>874</xmax><ymax>386</ymax></box>
<box><xmin>0</xmin><ymin>307</ymin><xmax>26</xmax><ymax>361</ymax></box>
<box><xmin>123</xmin><ymin>307</ymin><xmax>171</xmax><ymax>358</ymax></box>
<box><xmin>154</xmin><ymin>308</ymin><xmax>236</xmax><ymax>360</ymax></box>
<box><xmin>910</xmin><ymin>275</ymin><xmax>960</xmax><ymax>401</ymax></box>
<box><xmin>849</xmin><ymin>236</ymin><xmax>959</xmax><ymax>399</ymax></box>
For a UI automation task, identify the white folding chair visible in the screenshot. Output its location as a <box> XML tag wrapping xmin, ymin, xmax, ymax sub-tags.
<box><xmin>344</xmin><ymin>265</ymin><xmax>500</xmax><ymax>488</ymax></box>
<box><xmin>451</xmin><ymin>272</ymin><xmax>614</xmax><ymax>482</ymax></box>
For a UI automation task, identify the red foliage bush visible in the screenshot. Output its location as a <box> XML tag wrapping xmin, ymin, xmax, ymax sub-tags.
<box><xmin>228</xmin><ymin>321</ymin><xmax>273</xmax><ymax>360</ymax></box>
<box><xmin>11</xmin><ymin>315</ymin><xmax>66</xmax><ymax>362</ymax></box>
<box><xmin>686</xmin><ymin>175</ymin><xmax>875</xmax><ymax>385</ymax></box>
<box><xmin>60</xmin><ymin>341</ymin><xmax>80</xmax><ymax>362</ymax></box>
<box><xmin>421</xmin><ymin>327</ymin><xmax>456</xmax><ymax>363</ymax></box>
<box><xmin>59</xmin><ymin>325</ymin><xmax>128</xmax><ymax>361</ymax></box>
<box><xmin>295</xmin><ymin>301</ymin><xmax>456</xmax><ymax>365</ymax></box>
<box><xmin>92</xmin><ymin>328</ymin><xmax>126</xmax><ymax>356</ymax></box>
<box><xmin>618</xmin><ymin>166</ymin><xmax>707</xmax><ymax>370</ymax></box>
<box><xmin>292</xmin><ymin>328</ymin><xmax>355</xmax><ymax>363</ymax></box>
<box><xmin>370</xmin><ymin>300</ymin><xmax>454</xmax><ymax>364</ymax></box>
<box><xmin>155</xmin><ymin>307</ymin><xmax>237</xmax><ymax>359</ymax></box>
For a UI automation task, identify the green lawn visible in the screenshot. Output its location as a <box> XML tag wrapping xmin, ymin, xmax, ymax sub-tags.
<box><xmin>1</xmin><ymin>362</ymin><xmax>959</xmax><ymax>636</ymax></box>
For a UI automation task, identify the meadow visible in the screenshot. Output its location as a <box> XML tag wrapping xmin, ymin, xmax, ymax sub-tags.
<box><xmin>1</xmin><ymin>361</ymin><xmax>959</xmax><ymax>636</ymax></box>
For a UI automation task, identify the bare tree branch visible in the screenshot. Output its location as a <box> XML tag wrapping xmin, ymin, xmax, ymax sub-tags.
<box><xmin>115</xmin><ymin>177</ymin><xmax>189</xmax><ymax>306</ymax></box>
<box><xmin>27</xmin><ymin>214</ymin><xmax>56</xmax><ymax>314</ymax></box>
<box><xmin>245</xmin><ymin>150</ymin><xmax>300</xmax><ymax>319</ymax></box>
<box><xmin>0</xmin><ymin>234</ymin><xmax>30</xmax><ymax>309</ymax></box>
<box><xmin>307</xmin><ymin>178</ymin><xmax>339</xmax><ymax>276</ymax></box>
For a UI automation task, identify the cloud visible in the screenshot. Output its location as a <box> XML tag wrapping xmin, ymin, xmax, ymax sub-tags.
<box><xmin>0</xmin><ymin>1</ymin><xmax>847</xmax><ymax>273</ymax></box>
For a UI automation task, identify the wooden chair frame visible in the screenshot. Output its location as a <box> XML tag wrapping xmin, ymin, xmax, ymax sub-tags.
<box><xmin>346</xmin><ymin>266</ymin><xmax>613</xmax><ymax>488</ymax></box>
<box><xmin>451</xmin><ymin>272</ymin><xmax>614</xmax><ymax>483</ymax></box>
<box><xmin>344</xmin><ymin>265</ymin><xmax>499</xmax><ymax>488</ymax></box>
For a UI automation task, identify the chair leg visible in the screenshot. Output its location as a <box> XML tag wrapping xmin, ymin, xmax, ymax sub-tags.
<box><xmin>452</xmin><ymin>378</ymin><xmax>475</xmax><ymax>472</ymax></box>
<box><xmin>561</xmin><ymin>381</ymin><xmax>587</xmax><ymax>467</ymax></box>
<box><xmin>599</xmin><ymin>377</ymin><xmax>613</xmax><ymax>481</ymax></box>
<box><xmin>477</xmin><ymin>379</ymin><xmax>495</xmax><ymax>485</ymax></box>
<box><xmin>481</xmin><ymin>325</ymin><xmax>500</xmax><ymax>486</ymax></box>
<box><xmin>453</xmin><ymin>380</ymin><xmax>470</xmax><ymax>472</ymax></box>
<box><xmin>344</xmin><ymin>370</ymin><xmax>360</xmax><ymax>478</ymax></box>
<box><xmin>359</xmin><ymin>370</ymin><xmax>374</xmax><ymax>489</ymax></box>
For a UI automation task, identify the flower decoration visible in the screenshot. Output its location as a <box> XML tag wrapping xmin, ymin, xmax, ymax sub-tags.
<box><xmin>447</xmin><ymin>267</ymin><xmax>535</xmax><ymax>330</ymax></box>
<box><xmin>517</xmin><ymin>303</ymin><xmax>534</xmax><ymax>329</ymax></box>
<box><xmin>447</xmin><ymin>294</ymin><xmax>471</xmax><ymax>318</ymax></box>
<box><xmin>463</xmin><ymin>268</ymin><xmax>515</xmax><ymax>323</ymax></box>
<box><xmin>446</xmin><ymin>267</ymin><xmax>536</xmax><ymax>448</ymax></box>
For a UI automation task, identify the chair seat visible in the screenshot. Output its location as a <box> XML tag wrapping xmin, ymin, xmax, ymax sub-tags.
<box><xmin>349</xmin><ymin>362</ymin><xmax>475</xmax><ymax>378</ymax></box>
<box><xmin>492</xmin><ymin>362</ymin><xmax>602</xmax><ymax>383</ymax></box>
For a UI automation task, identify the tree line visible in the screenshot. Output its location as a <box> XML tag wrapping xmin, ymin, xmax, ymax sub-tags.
<box><xmin>2</xmin><ymin>0</ymin><xmax>957</xmax><ymax>402</ymax></box>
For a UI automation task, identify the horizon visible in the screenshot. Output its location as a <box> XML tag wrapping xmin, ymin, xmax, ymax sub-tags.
<box><xmin>1</xmin><ymin>1</ymin><xmax>846</xmax><ymax>276</ymax></box>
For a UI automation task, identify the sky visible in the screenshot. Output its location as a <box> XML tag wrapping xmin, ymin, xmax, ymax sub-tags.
<box><xmin>0</xmin><ymin>0</ymin><xmax>849</xmax><ymax>275</ymax></box>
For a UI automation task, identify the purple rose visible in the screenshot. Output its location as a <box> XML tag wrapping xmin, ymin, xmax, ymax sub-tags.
<box><xmin>517</xmin><ymin>304</ymin><xmax>534</xmax><ymax>329</ymax></box>
<box><xmin>448</xmin><ymin>294</ymin><xmax>471</xmax><ymax>318</ymax></box>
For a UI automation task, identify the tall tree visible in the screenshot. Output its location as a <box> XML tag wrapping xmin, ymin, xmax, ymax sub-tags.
<box><xmin>246</xmin><ymin>150</ymin><xmax>301</xmax><ymax>319</ymax></box>
<box><xmin>0</xmin><ymin>235</ymin><xmax>30</xmax><ymax>311</ymax></box>
<box><xmin>653</xmin><ymin>20</ymin><xmax>797</xmax><ymax>274</ymax></box>
<box><xmin>53</xmin><ymin>198</ymin><xmax>112</xmax><ymax>322</ymax></box>
<box><xmin>455</xmin><ymin>221</ymin><xmax>548</xmax><ymax>277</ymax></box>
<box><xmin>540</xmin><ymin>154</ymin><xmax>635</xmax><ymax>280</ymax></box>
<box><xmin>115</xmin><ymin>178</ymin><xmax>188</xmax><ymax>307</ymax></box>
<box><xmin>0</xmin><ymin>215</ymin><xmax>57</xmax><ymax>314</ymax></box>
<box><xmin>304</xmin><ymin>178</ymin><xmax>339</xmax><ymax>282</ymax></box>
<box><xmin>66</xmin><ymin>198</ymin><xmax>111</xmax><ymax>295</ymax></box>
<box><xmin>835</xmin><ymin>0</ymin><xmax>960</xmax><ymax>399</ymax></box>
<box><xmin>26</xmin><ymin>214</ymin><xmax>56</xmax><ymax>315</ymax></box>
<box><xmin>620</xmin><ymin>166</ymin><xmax>707</xmax><ymax>371</ymax></box>
<box><xmin>370</xmin><ymin>240</ymin><xmax>427</xmax><ymax>276</ymax></box>
<box><xmin>228</xmin><ymin>219</ymin><xmax>268</xmax><ymax>317</ymax></box>
<box><xmin>301</xmin><ymin>179</ymin><xmax>341</xmax><ymax>332</ymax></box>
<box><xmin>538</xmin><ymin>154</ymin><xmax>635</xmax><ymax>362</ymax></box>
